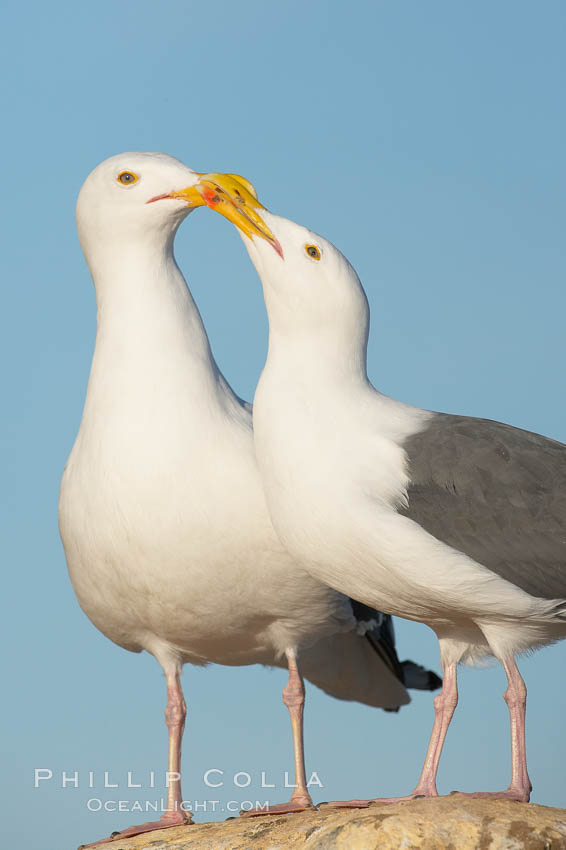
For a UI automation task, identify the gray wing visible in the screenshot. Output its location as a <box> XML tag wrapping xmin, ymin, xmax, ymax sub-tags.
<box><xmin>401</xmin><ymin>413</ymin><xmax>566</xmax><ymax>600</ymax></box>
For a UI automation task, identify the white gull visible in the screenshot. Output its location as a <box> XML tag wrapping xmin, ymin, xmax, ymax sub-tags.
<box><xmin>58</xmin><ymin>153</ymin><xmax>440</xmax><ymax>843</ymax></box>
<box><xmin>210</xmin><ymin>196</ymin><xmax>566</xmax><ymax>805</ymax></box>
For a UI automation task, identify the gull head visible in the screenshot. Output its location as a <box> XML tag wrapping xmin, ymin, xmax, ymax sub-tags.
<box><xmin>212</xmin><ymin>202</ymin><xmax>370</xmax><ymax>340</ymax></box>
<box><xmin>76</xmin><ymin>152</ymin><xmax>207</xmax><ymax>251</ymax></box>
<box><xmin>76</xmin><ymin>153</ymin><xmax>282</xmax><ymax>270</ymax></box>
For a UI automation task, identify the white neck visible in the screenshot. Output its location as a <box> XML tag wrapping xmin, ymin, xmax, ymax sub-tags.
<box><xmin>81</xmin><ymin>225</ymin><xmax>228</xmax><ymax>423</ymax></box>
<box><xmin>260</xmin><ymin>279</ymin><xmax>371</xmax><ymax>390</ymax></box>
<box><xmin>265</xmin><ymin>325</ymin><xmax>369</xmax><ymax>389</ymax></box>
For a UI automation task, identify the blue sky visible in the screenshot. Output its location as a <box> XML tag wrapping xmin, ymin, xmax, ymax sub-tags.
<box><xmin>2</xmin><ymin>2</ymin><xmax>566</xmax><ymax>847</ymax></box>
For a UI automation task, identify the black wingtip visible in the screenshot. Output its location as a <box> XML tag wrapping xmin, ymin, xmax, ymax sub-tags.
<box><xmin>349</xmin><ymin>601</ymin><xmax>443</xmax><ymax>695</ymax></box>
<box><xmin>426</xmin><ymin>670</ymin><xmax>443</xmax><ymax>691</ymax></box>
<box><xmin>401</xmin><ymin>660</ymin><xmax>442</xmax><ymax>692</ymax></box>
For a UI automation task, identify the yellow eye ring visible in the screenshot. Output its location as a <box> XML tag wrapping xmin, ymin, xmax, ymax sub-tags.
<box><xmin>305</xmin><ymin>244</ymin><xmax>321</xmax><ymax>261</ymax></box>
<box><xmin>117</xmin><ymin>171</ymin><xmax>139</xmax><ymax>186</ymax></box>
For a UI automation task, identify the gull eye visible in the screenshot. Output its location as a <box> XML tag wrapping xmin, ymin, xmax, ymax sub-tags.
<box><xmin>117</xmin><ymin>171</ymin><xmax>138</xmax><ymax>186</ymax></box>
<box><xmin>305</xmin><ymin>244</ymin><xmax>321</xmax><ymax>261</ymax></box>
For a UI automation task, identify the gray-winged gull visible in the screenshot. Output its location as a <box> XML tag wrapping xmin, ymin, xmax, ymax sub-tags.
<box><xmin>204</xmin><ymin>188</ymin><xmax>566</xmax><ymax>805</ymax></box>
<box><xmin>58</xmin><ymin>153</ymin><xmax>440</xmax><ymax>845</ymax></box>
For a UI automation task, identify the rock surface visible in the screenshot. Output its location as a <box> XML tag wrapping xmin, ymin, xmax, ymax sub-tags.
<box><xmin>81</xmin><ymin>797</ymin><xmax>566</xmax><ymax>849</ymax></box>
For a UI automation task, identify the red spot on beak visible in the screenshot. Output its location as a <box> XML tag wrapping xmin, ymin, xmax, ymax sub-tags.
<box><xmin>202</xmin><ymin>185</ymin><xmax>221</xmax><ymax>208</ymax></box>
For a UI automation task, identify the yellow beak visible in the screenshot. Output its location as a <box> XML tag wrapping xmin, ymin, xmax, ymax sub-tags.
<box><xmin>166</xmin><ymin>173</ymin><xmax>283</xmax><ymax>258</ymax></box>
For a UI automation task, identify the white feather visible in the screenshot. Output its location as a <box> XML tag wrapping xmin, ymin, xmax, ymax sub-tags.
<box><xmin>58</xmin><ymin>152</ymin><xmax>410</xmax><ymax>709</ymax></box>
<box><xmin>243</xmin><ymin>209</ymin><xmax>566</xmax><ymax>667</ymax></box>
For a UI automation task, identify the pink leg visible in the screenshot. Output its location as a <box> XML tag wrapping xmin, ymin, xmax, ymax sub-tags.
<box><xmin>242</xmin><ymin>650</ymin><xmax>314</xmax><ymax>817</ymax></box>
<box><xmin>80</xmin><ymin>669</ymin><xmax>193</xmax><ymax>848</ymax></box>
<box><xmin>454</xmin><ymin>657</ymin><xmax>531</xmax><ymax>802</ymax></box>
<box><xmin>408</xmin><ymin>661</ymin><xmax>458</xmax><ymax>798</ymax></box>
<box><xmin>323</xmin><ymin>661</ymin><xmax>458</xmax><ymax>809</ymax></box>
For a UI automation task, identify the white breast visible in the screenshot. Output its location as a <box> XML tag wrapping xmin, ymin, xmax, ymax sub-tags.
<box><xmin>59</xmin><ymin>253</ymin><xmax>352</xmax><ymax>668</ymax></box>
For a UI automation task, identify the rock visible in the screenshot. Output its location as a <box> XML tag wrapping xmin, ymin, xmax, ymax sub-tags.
<box><xmin>80</xmin><ymin>797</ymin><xmax>566</xmax><ymax>850</ymax></box>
